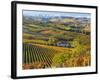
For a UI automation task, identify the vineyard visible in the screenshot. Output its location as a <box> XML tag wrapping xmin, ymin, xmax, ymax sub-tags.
<box><xmin>23</xmin><ymin>43</ymin><xmax>59</xmax><ymax>69</ymax></box>
<box><xmin>22</xmin><ymin>42</ymin><xmax>91</xmax><ymax>69</ymax></box>
<box><xmin>22</xmin><ymin>10</ymin><xmax>91</xmax><ymax>70</ymax></box>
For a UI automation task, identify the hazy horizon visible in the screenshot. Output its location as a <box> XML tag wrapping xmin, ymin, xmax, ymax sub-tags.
<box><xmin>23</xmin><ymin>10</ymin><xmax>91</xmax><ymax>18</ymax></box>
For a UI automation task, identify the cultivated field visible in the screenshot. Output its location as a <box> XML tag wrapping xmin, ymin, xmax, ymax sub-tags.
<box><xmin>22</xmin><ymin>11</ymin><xmax>91</xmax><ymax>69</ymax></box>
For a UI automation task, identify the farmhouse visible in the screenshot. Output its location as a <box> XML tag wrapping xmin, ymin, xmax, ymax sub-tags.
<box><xmin>57</xmin><ymin>41</ymin><xmax>71</xmax><ymax>47</ymax></box>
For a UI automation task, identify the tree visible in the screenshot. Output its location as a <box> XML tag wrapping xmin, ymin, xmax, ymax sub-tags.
<box><xmin>52</xmin><ymin>52</ymin><xmax>72</xmax><ymax>67</ymax></box>
<box><xmin>72</xmin><ymin>35</ymin><xmax>90</xmax><ymax>56</ymax></box>
<box><xmin>48</xmin><ymin>37</ymin><xmax>58</xmax><ymax>46</ymax></box>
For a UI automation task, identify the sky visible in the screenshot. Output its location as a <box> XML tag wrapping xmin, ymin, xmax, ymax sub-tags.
<box><xmin>23</xmin><ymin>10</ymin><xmax>91</xmax><ymax>18</ymax></box>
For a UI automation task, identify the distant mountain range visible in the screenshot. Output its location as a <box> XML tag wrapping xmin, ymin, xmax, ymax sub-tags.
<box><xmin>23</xmin><ymin>15</ymin><xmax>90</xmax><ymax>24</ymax></box>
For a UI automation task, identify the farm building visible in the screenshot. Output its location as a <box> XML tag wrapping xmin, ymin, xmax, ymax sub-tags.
<box><xmin>57</xmin><ymin>41</ymin><xmax>71</xmax><ymax>47</ymax></box>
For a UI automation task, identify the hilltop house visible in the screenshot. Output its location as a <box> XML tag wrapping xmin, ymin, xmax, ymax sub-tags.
<box><xmin>57</xmin><ymin>41</ymin><xmax>71</xmax><ymax>47</ymax></box>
